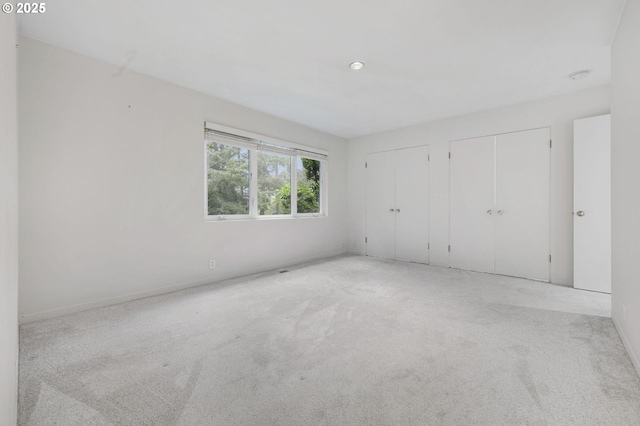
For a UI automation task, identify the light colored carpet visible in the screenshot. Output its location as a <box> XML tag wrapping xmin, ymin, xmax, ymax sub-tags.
<box><xmin>18</xmin><ymin>255</ymin><xmax>640</xmax><ymax>425</ymax></box>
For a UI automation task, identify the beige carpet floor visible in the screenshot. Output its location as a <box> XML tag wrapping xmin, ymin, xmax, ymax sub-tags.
<box><xmin>18</xmin><ymin>255</ymin><xmax>640</xmax><ymax>425</ymax></box>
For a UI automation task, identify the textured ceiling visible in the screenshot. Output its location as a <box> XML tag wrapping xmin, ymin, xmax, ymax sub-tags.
<box><xmin>19</xmin><ymin>0</ymin><xmax>626</xmax><ymax>138</ymax></box>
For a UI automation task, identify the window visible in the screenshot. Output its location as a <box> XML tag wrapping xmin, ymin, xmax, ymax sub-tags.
<box><xmin>204</xmin><ymin>123</ymin><xmax>327</xmax><ymax>219</ymax></box>
<box><xmin>296</xmin><ymin>157</ymin><xmax>320</xmax><ymax>214</ymax></box>
<box><xmin>257</xmin><ymin>151</ymin><xmax>291</xmax><ymax>215</ymax></box>
<box><xmin>206</xmin><ymin>142</ymin><xmax>250</xmax><ymax>215</ymax></box>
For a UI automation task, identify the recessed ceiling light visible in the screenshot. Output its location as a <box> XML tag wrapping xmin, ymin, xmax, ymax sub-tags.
<box><xmin>569</xmin><ymin>70</ymin><xmax>591</xmax><ymax>81</ymax></box>
<box><xmin>349</xmin><ymin>61</ymin><xmax>364</xmax><ymax>71</ymax></box>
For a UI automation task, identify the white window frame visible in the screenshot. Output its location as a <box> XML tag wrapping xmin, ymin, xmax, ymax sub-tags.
<box><xmin>204</xmin><ymin>122</ymin><xmax>328</xmax><ymax>221</ymax></box>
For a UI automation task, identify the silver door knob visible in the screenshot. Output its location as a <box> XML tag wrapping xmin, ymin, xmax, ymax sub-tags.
<box><xmin>395</xmin><ymin>209</ymin><xmax>400</xmax><ymax>213</ymax></box>
<box><xmin>486</xmin><ymin>209</ymin><xmax>494</xmax><ymax>215</ymax></box>
<box><xmin>389</xmin><ymin>208</ymin><xmax>395</xmax><ymax>213</ymax></box>
<box><xmin>497</xmin><ymin>210</ymin><xmax>504</xmax><ymax>215</ymax></box>
<box><xmin>576</xmin><ymin>210</ymin><xmax>585</xmax><ymax>217</ymax></box>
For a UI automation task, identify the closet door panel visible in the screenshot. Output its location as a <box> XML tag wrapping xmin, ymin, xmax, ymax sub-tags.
<box><xmin>495</xmin><ymin>128</ymin><xmax>550</xmax><ymax>281</ymax></box>
<box><xmin>366</xmin><ymin>151</ymin><xmax>396</xmax><ymax>259</ymax></box>
<box><xmin>395</xmin><ymin>146</ymin><xmax>429</xmax><ymax>263</ymax></box>
<box><xmin>449</xmin><ymin>136</ymin><xmax>495</xmax><ymax>273</ymax></box>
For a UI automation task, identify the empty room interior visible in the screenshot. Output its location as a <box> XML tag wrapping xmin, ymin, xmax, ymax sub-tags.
<box><xmin>2</xmin><ymin>0</ymin><xmax>640</xmax><ymax>424</ymax></box>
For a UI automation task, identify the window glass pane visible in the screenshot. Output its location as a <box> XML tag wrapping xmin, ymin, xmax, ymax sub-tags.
<box><xmin>206</xmin><ymin>142</ymin><xmax>250</xmax><ymax>215</ymax></box>
<box><xmin>296</xmin><ymin>157</ymin><xmax>321</xmax><ymax>213</ymax></box>
<box><xmin>258</xmin><ymin>151</ymin><xmax>291</xmax><ymax>215</ymax></box>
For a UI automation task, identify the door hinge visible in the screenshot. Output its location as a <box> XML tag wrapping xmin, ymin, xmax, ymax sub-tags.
<box><xmin>550</xmin><ymin>139</ymin><xmax>552</xmax><ymax>148</ymax></box>
<box><xmin>549</xmin><ymin>255</ymin><xmax>552</xmax><ymax>263</ymax></box>
<box><xmin>428</xmin><ymin>154</ymin><xmax>430</xmax><ymax>161</ymax></box>
<box><xmin>448</xmin><ymin>245</ymin><xmax>451</xmax><ymax>252</ymax></box>
<box><xmin>365</xmin><ymin>162</ymin><xmax>367</xmax><ymax>168</ymax></box>
<box><xmin>365</xmin><ymin>237</ymin><xmax>368</xmax><ymax>243</ymax></box>
<box><xmin>448</xmin><ymin>152</ymin><xmax>451</xmax><ymax>159</ymax></box>
<box><xmin>428</xmin><ymin>243</ymin><xmax>430</xmax><ymax>250</ymax></box>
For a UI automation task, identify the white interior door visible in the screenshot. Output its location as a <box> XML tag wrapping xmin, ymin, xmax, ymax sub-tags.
<box><xmin>574</xmin><ymin>114</ymin><xmax>611</xmax><ymax>293</ymax></box>
<box><xmin>449</xmin><ymin>136</ymin><xmax>495</xmax><ymax>273</ymax></box>
<box><xmin>494</xmin><ymin>128</ymin><xmax>550</xmax><ymax>281</ymax></box>
<box><xmin>395</xmin><ymin>146</ymin><xmax>429</xmax><ymax>263</ymax></box>
<box><xmin>366</xmin><ymin>151</ymin><xmax>396</xmax><ymax>259</ymax></box>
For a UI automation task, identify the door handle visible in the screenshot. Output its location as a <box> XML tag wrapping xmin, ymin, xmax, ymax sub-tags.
<box><xmin>497</xmin><ymin>210</ymin><xmax>504</xmax><ymax>215</ymax></box>
<box><xmin>395</xmin><ymin>209</ymin><xmax>400</xmax><ymax>213</ymax></box>
<box><xmin>486</xmin><ymin>209</ymin><xmax>494</xmax><ymax>215</ymax></box>
<box><xmin>389</xmin><ymin>208</ymin><xmax>395</xmax><ymax>213</ymax></box>
<box><xmin>576</xmin><ymin>210</ymin><xmax>585</xmax><ymax>217</ymax></box>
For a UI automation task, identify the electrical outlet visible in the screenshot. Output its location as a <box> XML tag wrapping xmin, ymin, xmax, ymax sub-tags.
<box><xmin>623</xmin><ymin>304</ymin><xmax>627</xmax><ymax>324</ymax></box>
<box><xmin>209</xmin><ymin>259</ymin><xmax>216</xmax><ymax>269</ymax></box>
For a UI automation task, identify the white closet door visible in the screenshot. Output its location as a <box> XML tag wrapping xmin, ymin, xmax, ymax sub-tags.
<box><xmin>450</xmin><ymin>136</ymin><xmax>496</xmax><ymax>273</ymax></box>
<box><xmin>495</xmin><ymin>128</ymin><xmax>550</xmax><ymax>281</ymax></box>
<box><xmin>574</xmin><ymin>115</ymin><xmax>611</xmax><ymax>293</ymax></box>
<box><xmin>366</xmin><ymin>151</ymin><xmax>396</xmax><ymax>259</ymax></box>
<box><xmin>395</xmin><ymin>146</ymin><xmax>429</xmax><ymax>263</ymax></box>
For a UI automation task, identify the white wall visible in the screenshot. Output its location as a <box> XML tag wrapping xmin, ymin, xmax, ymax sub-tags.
<box><xmin>0</xmin><ymin>12</ymin><xmax>19</xmax><ymax>426</ymax></box>
<box><xmin>18</xmin><ymin>37</ymin><xmax>348</xmax><ymax>322</ymax></box>
<box><xmin>611</xmin><ymin>0</ymin><xmax>640</xmax><ymax>376</ymax></box>
<box><xmin>347</xmin><ymin>86</ymin><xmax>610</xmax><ymax>286</ymax></box>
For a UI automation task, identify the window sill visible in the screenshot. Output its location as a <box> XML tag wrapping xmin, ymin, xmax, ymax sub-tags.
<box><xmin>204</xmin><ymin>214</ymin><xmax>327</xmax><ymax>222</ymax></box>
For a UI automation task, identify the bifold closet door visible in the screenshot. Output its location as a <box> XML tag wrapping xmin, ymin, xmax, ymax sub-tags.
<box><xmin>494</xmin><ymin>129</ymin><xmax>550</xmax><ymax>281</ymax></box>
<box><xmin>449</xmin><ymin>136</ymin><xmax>495</xmax><ymax>273</ymax></box>
<box><xmin>366</xmin><ymin>150</ymin><xmax>396</xmax><ymax>259</ymax></box>
<box><xmin>395</xmin><ymin>146</ymin><xmax>429</xmax><ymax>263</ymax></box>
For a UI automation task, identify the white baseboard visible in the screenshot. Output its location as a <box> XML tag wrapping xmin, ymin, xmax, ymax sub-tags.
<box><xmin>612</xmin><ymin>316</ymin><xmax>640</xmax><ymax>379</ymax></box>
<box><xmin>19</xmin><ymin>250</ymin><xmax>348</xmax><ymax>325</ymax></box>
